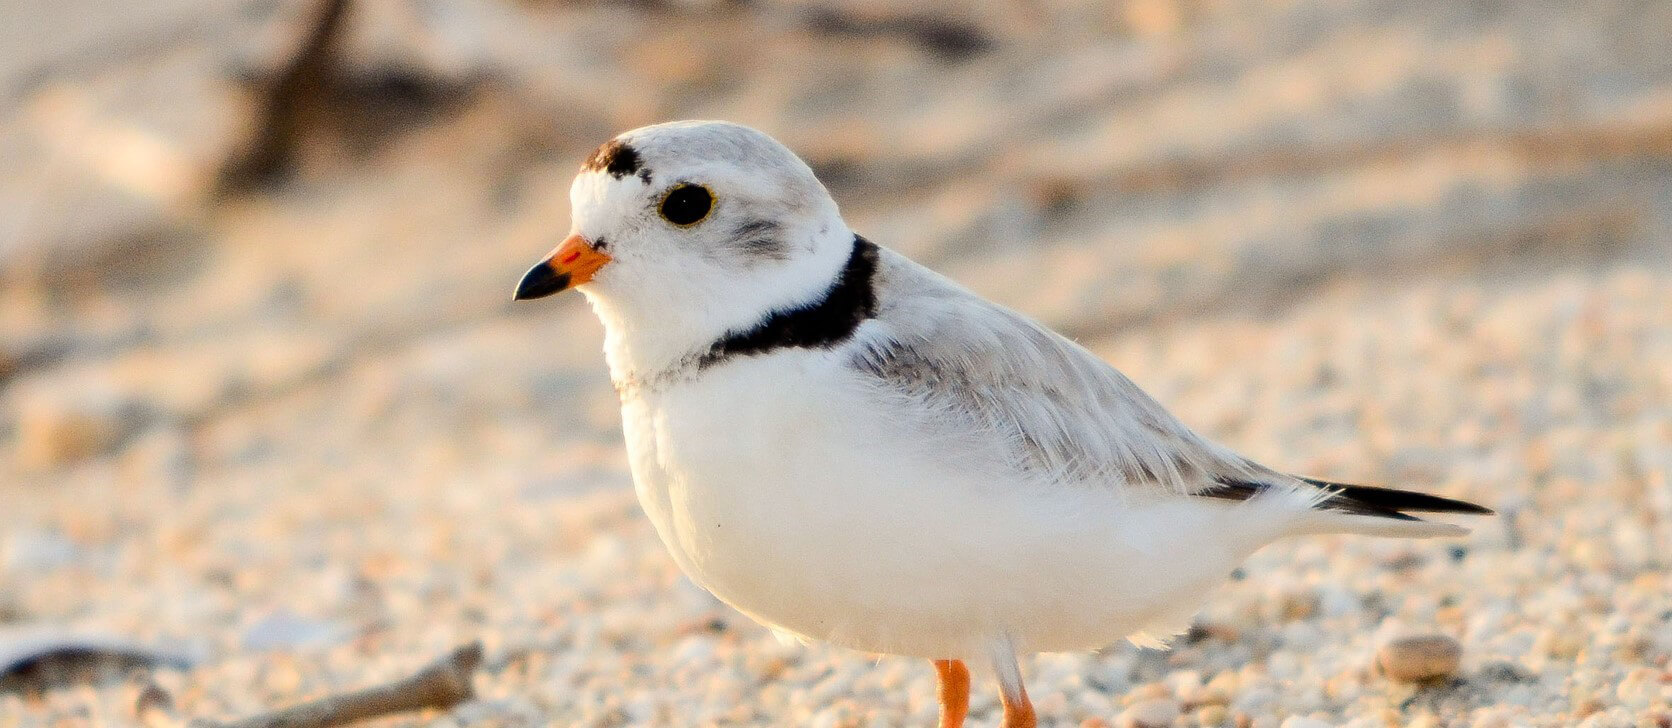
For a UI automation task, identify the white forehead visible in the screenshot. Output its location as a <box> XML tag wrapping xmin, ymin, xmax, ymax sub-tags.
<box><xmin>569</xmin><ymin>121</ymin><xmax>827</xmax><ymax>229</ymax></box>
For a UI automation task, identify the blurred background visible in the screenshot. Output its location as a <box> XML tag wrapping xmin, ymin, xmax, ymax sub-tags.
<box><xmin>2</xmin><ymin>0</ymin><xmax>1670</xmax><ymax>725</ymax></box>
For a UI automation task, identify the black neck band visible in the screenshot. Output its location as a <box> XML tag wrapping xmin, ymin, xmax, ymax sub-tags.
<box><xmin>698</xmin><ymin>235</ymin><xmax>879</xmax><ymax>369</ymax></box>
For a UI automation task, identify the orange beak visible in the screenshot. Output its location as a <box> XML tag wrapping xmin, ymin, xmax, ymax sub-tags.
<box><xmin>513</xmin><ymin>234</ymin><xmax>612</xmax><ymax>301</ymax></box>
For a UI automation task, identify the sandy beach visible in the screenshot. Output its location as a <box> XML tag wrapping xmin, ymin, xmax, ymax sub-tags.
<box><xmin>3</xmin><ymin>0</ymin><xmax>1670</xmax><ymax>725</ymax></box>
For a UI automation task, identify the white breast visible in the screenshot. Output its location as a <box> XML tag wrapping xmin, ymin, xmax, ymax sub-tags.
<box><xmin>618</xmin><ymin>350</ymin><xmax>1296</xmax><ymax>660</ymax></box>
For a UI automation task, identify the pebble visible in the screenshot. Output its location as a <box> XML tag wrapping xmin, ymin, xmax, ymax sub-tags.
<box><xmin>1232</xmin><ymin>688</ymin><xmax>1278</xmax><ymax>716</ymax></box>
<box><xmin>1119</xmin><ymin>698</ymin><xmax>1182</xmax><ymax>728</ymax></box>
<box><xmin>1274</xmin><ymin>590</ymin><xmax>1320</xmax><ymax>622</ymax></box>
<box><xmin>239</xmin><ymin>611</ymin><xmax>352</xmax><ymax>652</ymax></box>
<box><xmin>1196</xmin><ymin>704</ymin><xmax>1229</xmax><ymax>726</ymax></box>
<box><xmin>2</xmin><ymin>528</ymin><xmax>81</xmax><ymax>573</ymax></box>
<box><xmin>12</xmin><ymin>387</ymin><xmax>143</xmax><ymax>470</ymax></box>
<box><xmin>1198</xmin><ymin>671</ymin><xmax>1239</xmax><ymax>705</ymax></box>
<box><xmin>1377</xmin><ymin>635</ymin><xmax>1463</xmax><ymax>683</ymax></box>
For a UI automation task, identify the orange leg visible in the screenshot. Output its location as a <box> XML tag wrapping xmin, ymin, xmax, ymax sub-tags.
<box><xmin>989</xmin><ymin>636</ymin><xmax>1036</xmax><ymax>728</ymax></box>
<box><xmin>933</xmin><ymin>659</ymin><xmax>970</xmax><ymax>728</ymax></box>
<box><xmin>997</xmin><ymin>681</ymin><xmax>1036</xmax><ymax>728</ymax></box>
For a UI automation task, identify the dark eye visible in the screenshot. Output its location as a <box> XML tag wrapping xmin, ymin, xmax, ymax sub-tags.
<box><xmin>659</xmin><ymin>184</ymin><xmax>713</xmax><ymax>226</ymax></box>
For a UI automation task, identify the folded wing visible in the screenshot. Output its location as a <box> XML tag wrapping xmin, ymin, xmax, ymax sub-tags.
<box><xmin>848</xmin><ymin>248</ymin><xmax>1491</xmax><ymax>526</ymax></box>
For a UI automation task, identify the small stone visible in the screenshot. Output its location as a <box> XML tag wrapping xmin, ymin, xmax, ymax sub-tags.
<box><xmin>134</xmin><ymin>682</ymin><xmax>176</xmax><ymax>726</ymax></box>
<box><xmin>240</xmin><ymin>610</ymin><xmax>351</xmax><ymax>651</ymax></box>
<box><xmin>1119</xmin><ymin>698</ymin><xmax>1182</xmax><ymax>728</ymax></box>
<box><xmin>1275</xmin><ymin>590</ymin><xmax>1319</xmax><ymax>621</ymax></box>
<box><xmin>1195</xmin><ymin>704</ymin><xmax>1229</xmax><ymax>727</ymax></box>
<box><xmin>1535</xmin><ymin>627</ymin><xmax>1586</xmax><ymax>660</ymax></box>
<box><xmin>14</xmin><ymin>388</ymin><xmax>142</xmax><ymax>470</ymax></box>
<box><xmin>1198</xmin><ymin>671</ymin><xmax>1238</xmax><ymax>705</ymax></box>
<box><xmin>1167</xmin><ymin>670</ymin><xmax>1204</xmax><ymax>704</ymax></box>
<box><xmin>1280</xmin><ymin>718</ymin><xmax>1335</xmax><ymax>728</ymax></box>
<box><xmin>1377</xmin><ymin>634</ymin><xmax>1463</xmax><ymax>683</ymax></box>
<box><xmin>1381</xmin><ymin>551</ymin><xmax>1428</xmax><ymax>571</ymax></box>
<box><xmin>1129</xmin><ymin>681</ymin><xmax>1172</xmax><ymax>701</ymax></box>
<box><xmin>1477</xmin><ymin>660</ymin><xmax>1535</xmax><ymax>683</ymax></box>
<box><xmin>1616</xmin><ymin>668</ymin><xmax>1660</xmax><ymax>709</ymax></box>
<box><xmin>1186</xmin><ymin>622</ymin><xmax>1242</xmax><ymax>643</ymax></box>
<box><xmin>1231</xmin><ymin>687</ymin><xmax>1276</xmax><ymax>715</ymax></box>
<box><xmin>3</xmin><ymin>528</ymin><xmax>80</xmax><ymax>572</ymax></box>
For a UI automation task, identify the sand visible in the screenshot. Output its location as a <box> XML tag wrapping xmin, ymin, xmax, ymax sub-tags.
<box><xmin>3</xmin><ymin>0</ymin><xmax>1670</xmax><ymax>725</ymax></box>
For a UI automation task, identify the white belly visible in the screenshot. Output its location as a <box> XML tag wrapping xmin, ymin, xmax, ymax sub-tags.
<box><xmin>620</xmin><ymin>353</ymin><xmax>1281</xmax><ymax>660</ymax></box>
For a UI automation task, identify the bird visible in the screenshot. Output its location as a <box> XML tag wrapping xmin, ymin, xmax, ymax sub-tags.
<box><xmin>512</xmin><ymin>120</ymin><xmax>1492</xmax><ymax>727</ymax></box>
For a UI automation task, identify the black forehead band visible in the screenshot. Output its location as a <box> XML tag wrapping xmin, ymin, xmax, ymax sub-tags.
<box><xmin>580</xmin><ymin>139</ymin><xmax>647</xmax><ymax>180</ymax></box>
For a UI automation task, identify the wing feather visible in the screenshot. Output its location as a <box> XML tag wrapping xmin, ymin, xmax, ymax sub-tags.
<box><xmin>846</xmin><ymin>249</ymin><xmax>1269</xmax><ymax>495</ymax></box>
<box><xmin>844</xmin><ymin>248</ymin><xmax>1491</xmax><ymax>528</ymax></box>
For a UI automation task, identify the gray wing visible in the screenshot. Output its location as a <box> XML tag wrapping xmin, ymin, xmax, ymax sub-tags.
<box><xmin>844</xmin><ymin>248</ymin><xmax>1494</xmax><ymax>523</ymax></box>
<box><xmin>844</xmin><ymin>248</ymin><xmax>1269</xmax><ymax>494</ymax></box>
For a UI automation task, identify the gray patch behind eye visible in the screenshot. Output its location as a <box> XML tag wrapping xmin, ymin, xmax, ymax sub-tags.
<box><xmin>730</xmin><ymin>219</ymin><xmax>789</xmax><ymax>259</ymax></box>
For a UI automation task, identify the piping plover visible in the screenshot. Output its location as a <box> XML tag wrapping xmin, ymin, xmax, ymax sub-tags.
<box><xmin>514</xmin><ymin>121</ymin><xmax>1491</xmax><ymax>727</ymax></box>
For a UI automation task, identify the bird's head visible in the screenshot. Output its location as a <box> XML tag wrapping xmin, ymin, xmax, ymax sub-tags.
<box><xmin>514</xmin><ymin>121</ymin><xmax>856</xmax><ymax>370</ymax></box>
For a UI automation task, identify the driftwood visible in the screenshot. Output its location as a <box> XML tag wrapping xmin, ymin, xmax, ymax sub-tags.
<box><xmin>193</xmin><ymin>642</ymin><xmax>482</xmax><ymax>728</ymax></box>
<box><xmin>0</xmin><ymin>627</ymin><xmax>199</xmax><ymax>695</ymax></box>
<box><xmin>218</xmin><ymin>0</ymin><xmax>352</xmax><ymax>189</ymax></box>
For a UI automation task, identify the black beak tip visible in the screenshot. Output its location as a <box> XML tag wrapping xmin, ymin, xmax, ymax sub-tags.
<box><xmin>514</xmin><ymin>262</ymin><xmax>570</xmax><ymax>301</ymax></box>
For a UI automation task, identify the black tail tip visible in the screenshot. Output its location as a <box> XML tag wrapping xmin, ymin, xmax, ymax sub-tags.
<box><xmin>1301</xmin><ymin>478</ymin><xmax>1495</xmax><ymax>516</ymax></box>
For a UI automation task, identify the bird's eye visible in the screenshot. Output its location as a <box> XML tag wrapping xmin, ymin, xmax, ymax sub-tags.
<box><xmin>659</xmin><ymin>184</ymin><xmax>714</xmax><ymax>227</ymax></box>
